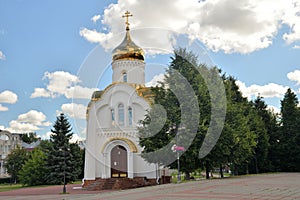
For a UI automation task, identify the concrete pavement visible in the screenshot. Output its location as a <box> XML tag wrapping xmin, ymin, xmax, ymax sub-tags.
<box><xmin>1</xmin><ymin>173</ymin><xmax>299</xmax><ymax>200</ymax></box>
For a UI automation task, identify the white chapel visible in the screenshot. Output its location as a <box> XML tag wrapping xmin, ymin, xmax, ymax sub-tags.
<box><xmin>83</xmin><ymin>11</ymin><xmax>158</xmax><ymax>186</ymax></box>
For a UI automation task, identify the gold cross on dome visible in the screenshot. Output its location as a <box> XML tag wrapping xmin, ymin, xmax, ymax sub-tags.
<box><xmin>122</xmin><ymin>11</ymin><xmax>133</xmax><ymax>31</ymax></box>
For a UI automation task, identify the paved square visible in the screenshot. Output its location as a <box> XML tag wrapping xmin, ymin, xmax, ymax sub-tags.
<box><xmin>1</xmin><ymin>173</ymin><xmax>299</xmax><ymax>199</ymax></box>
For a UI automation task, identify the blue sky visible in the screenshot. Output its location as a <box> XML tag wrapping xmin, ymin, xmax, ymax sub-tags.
<box><xmin>0</xmin><ymin>0</ymin><xmax>300</xmax><ymax>141</ymax></box>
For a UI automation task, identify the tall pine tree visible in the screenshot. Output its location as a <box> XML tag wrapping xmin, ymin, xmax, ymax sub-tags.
<box><xmin>278</xmin><ymin>88</ymin><xmax>300</xmax><ymax>171</ymax></box>
<box><xmin>46</xmin><ymin>113</ymin><xmax>79</xmax><ymax>184</ymax></box>
<box><xmin>250</xmin><ymin>96</ymin><xmax>278</xmax><ymax>173</ymax></box>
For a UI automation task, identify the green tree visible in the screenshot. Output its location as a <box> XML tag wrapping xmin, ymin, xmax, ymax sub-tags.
<box><xmin>47</xmin><ymin>113</ymin><xmax>81</xmax><ymax>184</ymax></box>
<box><xmin>266</xmin><ymin>111</ymin><xmax>281</xmax><ymax>172</ymax></box>
<box><xmin>249</xmin><ymin>96</ymin><xmax>276</xmax><ymax>173</ymax></box>
<box><xmin>79</xmin><ymin>147</ymin><xmax>85</xmax><ymax>179</ymax></box>
<box><xmin>18</xmin><ymin>149</ymin><xmax>48</xmax><ymax>186</ymax></box>
<box><xmin>225</xmin><ymin>102</ymin><xmax>256</xmax><ymax>175</ymax></box>
<box><xmin>139</xmin><ymin>49</ymin><xmax>260</xmax><ymax>178</ymax></box>
<box><xmin>247</xmin><ymin>106</ymin><xmax>268</xmax><ymax>174</ymax></box>
<box><xmin>4</xmin><ymin>147</ymin><xmax>28</xmax><ymax>183</ymax></box>
<box><xmin>220</xmin><ymin>77</ymin><xmax>257</xmax><ymax>175</ymax></box>
<box><xmin>139</xmin><ymin>49</ymin><xmax>225</xmax><ymax>179</ymax></box>
<box><xmin>21</xmin><ymin>132</ymin><xmax>40</xmax><ymax>143</ymax></box>
<box><xmin>278</xmin><ymin>88</ymin><xmax>300</xmax><ymax>171</ymax></box>
<box><xmin>69</xmin><ymin>143</ymin><xmax>83</xmax><ymax>181</ymax></box>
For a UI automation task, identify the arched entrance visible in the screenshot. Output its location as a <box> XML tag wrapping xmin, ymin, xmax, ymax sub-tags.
<box><xmin>111</xmin><ymin>145</ymin><xmax>128</xmax><ymax>178</ymax></box>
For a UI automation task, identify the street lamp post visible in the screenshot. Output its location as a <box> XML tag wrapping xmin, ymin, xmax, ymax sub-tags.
<box><xmin>63</xmin><ymin>149</ymin><xmax>66</xmax><ymax>194</ymax></box>
<box><xmin>170</xmin><ymin>123</ymin><xmax>185</xmax><ymax>183</ymax></box>
<box><xmin>177</xmin><ymin>151</ymin><xmax>180</xmax><ymax>182</ymax></box>
<box><xmin>59</xmin><ymin>148</ymin><xmax>67</xmax><ymax>194</ymax></box>
<box><xmin>176</xmin><ymin>125</ymin><xmax>185</xmax><ymax>183</ymax></box>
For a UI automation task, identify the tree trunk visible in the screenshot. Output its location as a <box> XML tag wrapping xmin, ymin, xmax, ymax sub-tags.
<box><xmin>232</xmin><ymin>163</ymin><xmax>238</xmax><ymax>176</ymax></box>
<box><xmin>235</xmin><ymin>166</ymin><xmax>239</xmax><ymax>176</ymax></box>
<box><xmin>205</xmin><ymin>161</ymin><xmax>210</xmax><ymax>179</ymax></box>
<box><xmin>185</xmin><ymin>171</ymin><xmax>190</xmax><ymax>180</ymax></box>
<box><xmin>219</xmin><ymin>164</ymin><xmax>224</xmax><ymax>178</ymax></box>
<box><xmin>255</xmin><ymin>155</ymin><xmax>259</xmax><ymax>174</ymax></box>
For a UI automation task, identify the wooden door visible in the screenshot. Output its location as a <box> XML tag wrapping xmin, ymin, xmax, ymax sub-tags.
<box><xmin>111</xmin><ymin>145</ymin><xmax>128</xmax><ymax>178</ymax></box>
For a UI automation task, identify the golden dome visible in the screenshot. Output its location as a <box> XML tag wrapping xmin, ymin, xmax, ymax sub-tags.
<box><xmin>112</xmin><ymin>11</ymin><xmax>144</xmax><ymax>62</ymax></box>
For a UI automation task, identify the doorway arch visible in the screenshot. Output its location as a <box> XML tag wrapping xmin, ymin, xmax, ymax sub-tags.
<box><xmin>111</xmin><ymin>145</ymin><xmax>128</xmax><ymax>178</ymax></box>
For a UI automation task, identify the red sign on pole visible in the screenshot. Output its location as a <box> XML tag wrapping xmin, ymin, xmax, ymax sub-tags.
<box><xmin>174</xmin><ymin>146</ymin><xmax>185</xmax><ymax>151</ymax></box>
<box><xmin>171</xmin><ymin>144</ymin><xmax>185</xmax><ymax>152</ymax></box>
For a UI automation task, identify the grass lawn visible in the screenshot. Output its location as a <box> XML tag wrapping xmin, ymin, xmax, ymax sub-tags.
<box><xmin>0</xmin><ymin>184</ymin><xmax>23</xmax><ymax>192</ymax></box>
<box><xmin>0</xmin><ymin>181</ymin><xmax>82</xmax><ymax>193</ymax></box>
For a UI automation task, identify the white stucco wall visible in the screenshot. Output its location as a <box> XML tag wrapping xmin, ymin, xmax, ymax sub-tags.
<box><xmin>112</xmin><ymin>60</ymin><xmax>145</xmax><ymax>84</ymax></box>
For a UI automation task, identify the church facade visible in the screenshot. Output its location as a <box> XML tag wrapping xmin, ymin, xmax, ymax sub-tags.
<box><xmin>83</xmin><ymin>12</ymin><xmax>158</xmax><ymax>184</ymax></box>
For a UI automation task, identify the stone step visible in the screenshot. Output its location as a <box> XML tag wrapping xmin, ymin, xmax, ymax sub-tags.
<box><xmin>85</xmin><ymin>177</ymin><xmax>159</xmax><ymax>191</ymax></box>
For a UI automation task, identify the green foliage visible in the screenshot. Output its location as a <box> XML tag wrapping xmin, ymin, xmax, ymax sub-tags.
<box><xmin>140</xmin><ymin>49</ymin><xmax>206</xmax><ymax>173</ymax></box>
<box><xmin>69</xmin><ymin>143</ymin><xmax>84</xmax><ymax>181</ymax></box>
<box><xmin>21</xmin><ymin>132</ymin><xmax>40</xmax><ymax>143</ymax></box>
<box><xmin>139</xmin><ymin>48</ymin><xmax>223</xmax><ymax>177</ymax></box>
<box><xmin>139</xmin><ymin>49</ymin><xmax>272</xmax><ymax>178</ymax></box>
<box><xmin>277</xmin><ymin>88</ymin><xmax>300</xmax><ymax>171</ymax></box>
<box><xmin>4</xmin><ymin>147</ymin><xmax>28</xmax><ymax>183</ymax></box>
<box><xmin>248</xmin><ymin>96</ymin><xmax>273</xmax><ymax>173</ymax></box>
<box><xmin>0</xmin><ymin>184</ymin><xmax>22</xmax><ymax>192</ymax></box>
<box><xmin>6</xmin><ymin>114</ymin><xmax>83</xmax><ymax>186</ymax></box>
<box><xmin>45</xmin><ymin>113</ymin><xmax>82</xmax><ymax>184</ymax></box>
<box><xmin>18</xmin><ymin>149</ymin><xmax>47</xmax><ymax>186</ymax></box>
<box><xmin>214</xmin><ymin>78</ymin><xmax>257</xmax><ymax>175</ymax></box>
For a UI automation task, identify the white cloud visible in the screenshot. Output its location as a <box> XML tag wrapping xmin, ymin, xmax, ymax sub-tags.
<box><xmin>236</xmin><ymin>80</ymin><xmax>289</xmax><ymax>99</ymax></box>
<box><xmin>80</xmin><ymin>0</ymin><xmax>300</xmax><ymax>54</ymax></box>
<box><xmin>293</xmin><ymin>45</ymin><xmax>300</xmax><ymax>49</ymax></box>
<box><xmin>6</xmin><ymin>110</ymin><xmax>51</xmax><ymax>133</ymax></box>
<box><xmin>79</xmin><ymin>28</ymin><xmax>114</xmax><ymax>48</ymax></box>
<box><xmin>0</xmin><ymin>90</ymin><xmax>18</xmax><ymax>112</ymax></box>
<box><xmin>70</xmin><ymin>133</ymin><xmax>85</xmax><ymax>143</ymax></box>
<box><xmin>44</xmin><ymin>71</ymin><xmax>80</xmax><ymax>96</ymax></box>
<box><xmin>146</xmin><ymin>73</ymin><xmax>165</xmax><ymax>87</ymax></box>
<box><xmin>267</xmin><ymin>105</ymin><xmax>280</xmax><ymax>114</ymax></box>
<box><xmin>65</xmin><ymin>86</ymin><xmax>97</xmax><ymax>99</ymax></box>
<box><xmin>281</xmin><ymin>0</ymin><xmax>300</xmax><ymax>44</ymax></box>
<box><xmin>8</xmin><ymin>120</ymin><xmax>40</xmax><ymax>133</ymax></box>
<box><xmin>0</xmin><ymin>90</ymin><xmax>18</xmax><ymax>104</ymax></box>
<box><xmin>30</xmin><ymin>88</ymin><xmax>51</xmax><ymax>98</ymax></box>
<box><xmin>0</xmin><ymin>104</ymin><xmax>8</xmax><ymax>112</ymax></box>
<box><xmin>91</xmin><ymin>15</ymin><xmax>101</xmax><ymax>23</ymax></box>
<box><xmin>31</xmin><ymin>71</ymin><xmax>97</xmax><ymax>99</ymax></box>
<box><xmin>17</xmin><ymin>110</ymin><xmax>50</xmax><ymax>126</ymax></box>
<box><xmin>39</xmin><ymin>131</ymin><xmax>54</xmax><ymax>140</ymax></box>
<box><xmin>40</xmin><ymin>131</ymin><xmax>84</xmax><ymax>143</ymax></box>
<box><xmin>0</xmin><ymin>51</ymin><xmax>5</xmax><ymax>60</ymax></box>
<box><xmin>287</xmin><ymin>70</ymin><xmax>300</xmax><ymax>85</ymax></box>
<box><xmin>61</xmin><ymin>103</ymin><xmax>87</xmax><ymax>119</ymax></box>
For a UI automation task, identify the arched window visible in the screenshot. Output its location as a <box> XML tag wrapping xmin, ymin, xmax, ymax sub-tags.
<box><xmin>111</xmin><ymin>109</ymin><xmax>115</xmax><ymax>125</ymax></box>
<box><xmin>122</xmin><ymin>72</ymin><xmax>127</xmax><ymax>82</ymax></box>
<box><xmin>118</xmin><ymin>104</ymin><xmax>124</xmax><ymax>126</ymax></box>
<box><xmin>128</xmin><ymin>107</ymin><xmax>133</xmax><ymax>126</ymax></box>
